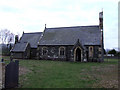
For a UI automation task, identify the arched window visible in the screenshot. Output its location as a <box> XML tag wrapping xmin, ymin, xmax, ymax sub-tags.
<box><xmin>42</xmin><ymin>47</ymin><xmax>48</xmax><ymax>55</ymax></box>
<box><xmin>89</xmin><ymin>46</ymin><xmax>93</xmax><ymax>57</ymax></box>
<box><xmin>59</xmin><ymin>47</ymin><xmax>65</xmax><ymax>56</ymax></box>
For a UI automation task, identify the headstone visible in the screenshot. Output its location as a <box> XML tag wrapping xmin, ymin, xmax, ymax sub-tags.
<box><xmin>5</xmin><ymin>60</ymin><xmax>19</xmax><ymax>88</ymax></box>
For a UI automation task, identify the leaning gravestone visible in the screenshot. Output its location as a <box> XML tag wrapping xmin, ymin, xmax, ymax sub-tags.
<box><xmin>0</xmin><ymin>62</ymin><xmax>5</xmax><ymax>89</ymax></box>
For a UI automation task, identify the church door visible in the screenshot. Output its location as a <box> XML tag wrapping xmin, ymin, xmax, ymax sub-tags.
<box><xmin>76</xmin><ymin>48</ymin><xmax>81</xmax><ymax>61</ymax></box>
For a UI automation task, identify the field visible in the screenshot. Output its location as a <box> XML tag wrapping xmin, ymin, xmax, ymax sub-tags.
<box><xmin>0</xmin><ymin>56</ymin><xmax>118</xmax><ymax>88</ymax></box>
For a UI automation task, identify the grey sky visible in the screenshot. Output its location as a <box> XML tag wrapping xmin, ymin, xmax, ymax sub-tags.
<box><xmin>0</xmin><ymin>0</ymin><xmax>118</xmax><ymax>50</ymax></box>
<box><xmin>118</xmin><ymin>1</ymin><xmax>120</xmax><ymax>51</ymax></box>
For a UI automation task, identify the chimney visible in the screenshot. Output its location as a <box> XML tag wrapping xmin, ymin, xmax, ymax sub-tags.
<box><xmin>45</xmin><ymin>24</ymin><xmax>46</xmax><ymax>29</ymax></box>
<box><xmin>15</xmin><ymin>35</ymin><xmax>19</xmax><ymax>44</ymax></box>
<box><xmin>99</xmin><ymin>11</ymin><xmax>103</xmax><ymax>30</ymax></box>
<box><xmin>99</xmin><ymin>11</ymin><xmax>104</xmax><ymax>62</ymax></box>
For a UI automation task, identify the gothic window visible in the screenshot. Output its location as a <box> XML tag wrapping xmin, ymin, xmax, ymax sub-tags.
<box><xmin>89</xmin><ymin>46</ymin><xmax>93</xmax><ymax>57</ymax></box>
<box><xmin>90</xmin><ymin>47</ymin><xmax>92</xmax><ymax>51</ymax></box>
<box><xmin>42</xmin><ymin>47</ymin><xmax>48</xmax><ymax>55</ymax></box>
<box><xmin>59</xmin><ymin>47</ymin><xmax>65</xmax><ymax>56</ymax></box>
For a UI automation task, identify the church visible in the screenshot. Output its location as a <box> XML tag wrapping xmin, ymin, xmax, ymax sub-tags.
<box><xmin>10</xmin><ymin>12</ymin><xmax>104</xmax><ymax>62</ymax></box>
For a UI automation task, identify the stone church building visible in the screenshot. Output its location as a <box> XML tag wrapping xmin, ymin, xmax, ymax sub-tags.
<box><xmin>11</xmin><ymin>12</ymin><xmax>104</xmax><ymax>62</ymax></box>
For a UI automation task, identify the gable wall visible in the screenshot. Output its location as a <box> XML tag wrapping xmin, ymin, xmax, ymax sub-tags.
<box><xmin>11</xmin><ymin>52</ymin><xmax>23</xmax><ymax>59</ymax></box>
<box><xmin>11</xmin><ymin>43</ymin><xmax>31</xmax><ymax>59</ymax></box>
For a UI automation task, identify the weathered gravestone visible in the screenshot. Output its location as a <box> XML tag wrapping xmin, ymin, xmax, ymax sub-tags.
<box><xmin>5</xmin><ymin>60</ymin><xmax>19</xmax><ymax>88</ymax></box>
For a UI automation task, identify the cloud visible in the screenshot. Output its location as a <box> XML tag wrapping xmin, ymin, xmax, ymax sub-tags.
<box><xmin>0</xmin><ymin>0</ymin><xmax>118</xmax><ymax>49</ymax></box>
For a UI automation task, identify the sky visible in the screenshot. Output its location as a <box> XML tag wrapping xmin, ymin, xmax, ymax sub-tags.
<box><xmin>0</xmin><ymin>0</ymin><xmax>118</xmax><ymax>50</ymax></box>
<box><xmin>118</xmin><ymin>1</ymin><xmax>120</xmax><ymax>51</ymax></box>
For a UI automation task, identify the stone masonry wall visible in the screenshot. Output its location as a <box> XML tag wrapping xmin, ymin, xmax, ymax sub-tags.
<box><xmin>38</xmin><ymin>45</ymin><xmax>74</xmax><ymax>61</ymax></box>
<box><xmin>38</xmin><ymin>45</ymin><xmax>101</xmax><ymax>62</ymax></box>
<box><xmin>0</xmin><ymin>62</ymin><xmax>5</xmax><ymax>89</ymax></box>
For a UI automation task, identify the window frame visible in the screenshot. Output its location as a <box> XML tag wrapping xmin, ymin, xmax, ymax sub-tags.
<box><xmin>42</xmin><ymin>47</ymin><xmax>48</xmax><ymax>55</ymax></box>
<box><xmin>89</xmin><ymin>46</ymin><xmax>93</xmax><ymax>57</ymax></box>
<box><xmin>59</xmin><ymin>47</ymin><xmax>65</xmax><ymax>56</ymax></box>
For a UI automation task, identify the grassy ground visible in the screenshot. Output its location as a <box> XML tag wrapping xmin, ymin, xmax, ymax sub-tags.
<box><xmin>0</xmin><ymin>56</ymin><xmax>118</xmax><ymax>88</ymax></box>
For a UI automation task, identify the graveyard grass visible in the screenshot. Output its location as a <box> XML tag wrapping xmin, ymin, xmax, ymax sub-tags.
<box><xmin>1</xmin><ymin>56</ymin><xmax>118</xmax><ymax>88</ymax></box>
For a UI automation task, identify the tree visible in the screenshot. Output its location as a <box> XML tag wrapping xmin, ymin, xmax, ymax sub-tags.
<box><xmin>0</xmin><ymin>29</ymin><xmax>15</xmax><ymax>44</ymax></box>
<box><xmin>116</xmin><ymin>51</ymin><xmax>120</xmax><ymax>57</ymax></box>
<box><xmin>0</xmin><ymin>29</ymin><xmax>15</xmax><ymax>56</ymax></box>
<box><xmin>108</xmin><ymin>49</ymin><xmax>117</xmax><ymax>56</ymax></box>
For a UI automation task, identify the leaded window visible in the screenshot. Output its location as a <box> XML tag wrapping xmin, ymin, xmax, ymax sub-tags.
<box><xmin>59</xmin><ymin>47</ymin><xmax>65</xmax><ymax>56</ymax></box>
<box><xmin>42</xmin><ymin>47</ymin><xmax>48</xmax><ymax>55</ymax></box>
<box><xmin>89</xmin><ymin>46</ymin><xmax>93</xmax><ymax>57</ymax></box>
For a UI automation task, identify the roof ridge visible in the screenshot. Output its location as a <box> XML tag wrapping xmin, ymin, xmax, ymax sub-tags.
<box><xmin>46</xmin><ymin>25</ymin><xmax>99</xmax><ymax>29</ymax></box>
<box><xmin>24</xmin><ymin>32</ymin><xmax>42</xmax><ymax>34</ymax></box>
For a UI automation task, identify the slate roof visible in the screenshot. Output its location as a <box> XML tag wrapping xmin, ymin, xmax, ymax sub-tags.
<box><xmin>20</xmin><ymin>32</ymin><xmax>42</xmax><ymax>48</ymax></box>
<box><xmin>11</xmin><ymin>42</ymin><xmax>28</xmax><ymax>52</ymax></box>
<box><xmin>11</xmin><ymin>32</ymin><xmax>42</xmax><ymax>52</ymax></box>
<box><xmin>39</xmin><ymin>25</ymin><xmax>101</xmax><ymax>46</ymax></box>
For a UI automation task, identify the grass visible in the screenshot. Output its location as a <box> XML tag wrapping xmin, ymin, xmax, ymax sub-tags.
<box><xmin>0</xmin><ymin>56</ymin><xmax>118</xmax><ymax>88</ymax></box>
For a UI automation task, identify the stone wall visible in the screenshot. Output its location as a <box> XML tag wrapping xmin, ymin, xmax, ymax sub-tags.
<box><xmin>0</xmin><ymin>62</ymin><xmax>5</xmax><ymax>89</ymax></box>
<box><xmin>38</xmin><ymin>45</ymin><xmax>74</xmax><ymax>61</ymax></box>
<box><xmin>30</xmin><ymin>48</ymin><xmax>37</xmax><ymax>59</ymax></box>
<box><xmin>38</xmin><ymin>45</ymin><xmax>101</xmax><ymax>62</ymax></box>
<box><xmin>11</xmin><ymin>52</ymin><xmax>23</xmax><ymax>59</ymax></box>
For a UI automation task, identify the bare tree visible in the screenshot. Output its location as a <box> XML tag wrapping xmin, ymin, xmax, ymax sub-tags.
<box><xmin>0</xmin><ymin>29</ymin><xmax>15</xmax><ymax>44</ymax></box>
<box><xmin>0</xmin><ymin>29</ymin><xmax>15</xmax><ymax>56</ymax></box>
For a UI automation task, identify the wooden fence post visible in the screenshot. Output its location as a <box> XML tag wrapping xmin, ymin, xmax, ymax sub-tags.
<box><xmin>0</xmin><ymin>60</ymin><xmax>5</xmax><ymax>89</ymax></box>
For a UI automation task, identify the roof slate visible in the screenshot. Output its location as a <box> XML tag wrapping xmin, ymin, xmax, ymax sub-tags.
<box><xmin>11</xmin><ymin>42</ymin><xmax>28</xmax><ymax>52</ymax></box>
<box><xmin>11</xmin><ymin>32</ymin><xmax>42</xmax><ymax>52</ymax></box>
<box><xmin>39</xmin><ymin>25</ymin><xmax>101</xmax><ymax>46</ymax></box>
<box><xmin>20</xmin><ymin>32</ymin><xmax>42</xmax><ymax>48</ymax></box>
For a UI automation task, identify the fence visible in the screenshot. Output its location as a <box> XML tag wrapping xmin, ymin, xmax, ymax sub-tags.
<box><xmin>104</xmin><ymin>56</ymin><xmax>118</xmax><ymax>59</ymax></box>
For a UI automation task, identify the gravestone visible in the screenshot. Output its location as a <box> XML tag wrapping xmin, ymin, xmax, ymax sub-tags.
<box><xmin>5</xmin><ymin>60</ymin><xmax>19</xmax><ymax>88</ymax></box>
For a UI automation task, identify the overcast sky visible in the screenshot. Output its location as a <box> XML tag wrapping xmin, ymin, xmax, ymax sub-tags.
<box><xmin>0</xmin><ymin>0</ymin><xmax>118</xmax><ymax>50</ymax></box>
